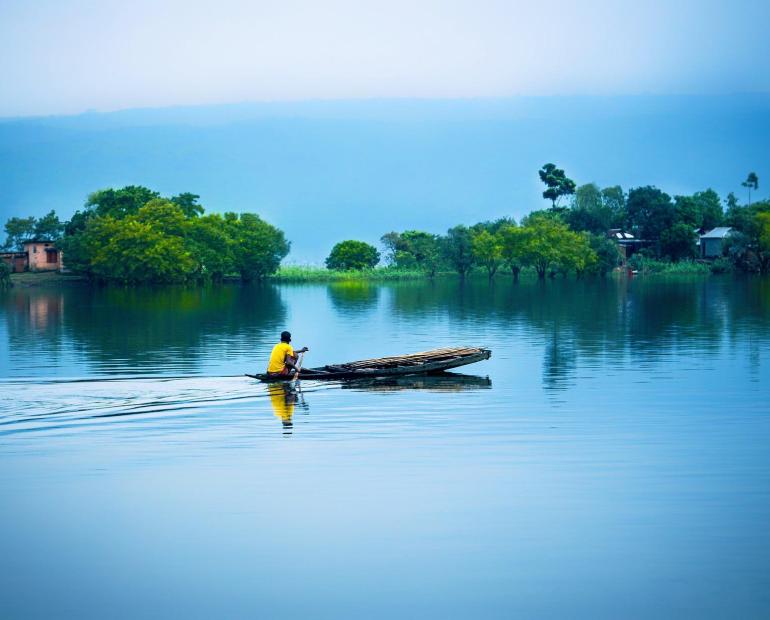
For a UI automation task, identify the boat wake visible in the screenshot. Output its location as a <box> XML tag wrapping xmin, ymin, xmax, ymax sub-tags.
<box><xmin>0</xmin><ymin>375</ymin><xmax>329</xmax><ymax>437</ymax></box>
<box><xmin>0</xmin><ymin>372</ymin><xmax>491</xmax><ymax>438</ymax></box>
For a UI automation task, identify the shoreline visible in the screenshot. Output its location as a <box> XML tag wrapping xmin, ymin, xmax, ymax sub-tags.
<box><xmin>5</xmin><ymin>264</ymin><xmax>724</xmax><ymax>288</ymax></box>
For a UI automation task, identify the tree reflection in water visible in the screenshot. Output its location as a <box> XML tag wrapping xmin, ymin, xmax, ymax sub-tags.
<box><xmin>0</xmin><ymin>283</ymin><xmax>287</xmax><ymax>374</ymax></box>
<box><xmin>387</xmin><ymin>276</ymin><xmax>770</xmax><ymax>391</ymax></box>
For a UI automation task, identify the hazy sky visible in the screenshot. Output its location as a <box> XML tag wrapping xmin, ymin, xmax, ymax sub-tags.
<box><xmin>2</xmin><ymin>0</ymin><xmax>769</xmax><ymax>116</ymax></box>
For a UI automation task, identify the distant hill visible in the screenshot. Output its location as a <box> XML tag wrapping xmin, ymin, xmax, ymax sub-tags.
<box><xmin>1</xmin><ymin>95</ymin><xmax>768</xmax><ymax>262</ymax></box>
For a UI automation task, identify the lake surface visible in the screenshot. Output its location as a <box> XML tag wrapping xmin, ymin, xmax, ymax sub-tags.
<box><xmin>1</xmin><ymin>276</ymin><xmax>769</xmax><ymax>618</ymax></box>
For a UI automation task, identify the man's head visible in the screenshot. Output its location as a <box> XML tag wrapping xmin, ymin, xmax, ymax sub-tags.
<box><xmin>280</xmin><ymin>331</ymin><xmax>291</xmax><ymax>343</ymax></box>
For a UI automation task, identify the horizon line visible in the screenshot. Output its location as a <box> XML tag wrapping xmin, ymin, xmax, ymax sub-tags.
<box><xmin>3</xmin><ymin>91</ymin><xmax>770</xmax><ymax>123</ymax></box>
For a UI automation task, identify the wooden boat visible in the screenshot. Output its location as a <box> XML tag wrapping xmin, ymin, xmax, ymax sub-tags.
<box><xmin>246</xmin><ymin>346</ymin><xmax>491</xmax><ymax>382</ymax></box>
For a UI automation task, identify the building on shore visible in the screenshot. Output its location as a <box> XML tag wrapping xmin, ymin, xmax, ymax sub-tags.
<box><xmin>607</xmin><ymin>229</ymin><xmax>652</xmax><ymax>261</ymax></box>
<box><xmin>0</xmin><ymin>239</ymin><xmax>64</xmax><ymax>273</ymax></box>
<box><xmin>699</xmin><ymin>227</ymin><xmax>732</xmax><ymax>259</ymax></box>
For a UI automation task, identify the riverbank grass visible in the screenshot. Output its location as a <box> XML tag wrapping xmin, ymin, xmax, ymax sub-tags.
<box><xmin>629</xmin><ymin>258</ymin><xmax>711</xmax><ymax>276</ymax></box>
<box><xmin>9</xmin><ymin>272</ymin><xmax>86</xmax><ymax>287</ymax></box>
<box><xmin>270</xmin><ymin>265</ymin><xmax>430</xmax><ymax>282</ymax></box>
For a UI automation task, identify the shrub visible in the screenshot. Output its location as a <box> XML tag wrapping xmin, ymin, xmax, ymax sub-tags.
<box><xmin>710</xmin><ymin>257</ymin><xmax>733</xmax><ymax>274</ymax></box>
<box><xmin>325</xmin><ymin>240</ymin><xmax>380</xmax><ymax>271</ymax></box>
<box><xmin>0</xmin><ymin>260</ymin><xmax>11</xmax><ymax>287</ymax></box>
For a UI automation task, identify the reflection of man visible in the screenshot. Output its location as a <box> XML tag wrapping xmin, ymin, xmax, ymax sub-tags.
<box><xmin>267</xmin><ymin>331</ymin><xmax>309</xmax><ymax>377</ymax></box>
<box><xmin>268</xmin><ymin>383</ymin><xmax>296</xmax><ymax>430</ymax></box>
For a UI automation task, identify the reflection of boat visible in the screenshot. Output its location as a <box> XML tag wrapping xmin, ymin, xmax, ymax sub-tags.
<box><xmin>247</xmin><ymin>347</ymin><xmax>491</xmax><ymax>382</ymax></box>
<box><xmin>341</xmin><ymin>371</ymin><xmax>491</xmax><ymax>392</ymax></box>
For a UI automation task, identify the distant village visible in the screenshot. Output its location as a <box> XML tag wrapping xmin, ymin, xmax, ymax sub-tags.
<box><xmin>1</xmin><ymin>169</ymin><xmax>765</xmax><ymax>283</ymax></box>
<box><xmin>0</xmin><ymin>227</ymin><xmax>734</xmax><ymax>275</ymax></box>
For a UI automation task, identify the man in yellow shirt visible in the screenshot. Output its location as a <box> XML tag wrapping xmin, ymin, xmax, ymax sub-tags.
<box><xmin>267</xmin><ymin>331</ymin><xmax>309</xmax><ymax>377</ymax></box>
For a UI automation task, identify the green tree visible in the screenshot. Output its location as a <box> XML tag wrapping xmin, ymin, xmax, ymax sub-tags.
<box><xmin>539</xmin><ymin>163</ymin><xmax>576</xmax><ymax>209</ymax></box>
<box><xmin>441</xmin><ymin>225</ymin><xmax>475</xmax><ymax>279</ymax></box>
<box><xmin>135</xmin><ymin>199</ymin><xmax>189</xmax><ymax>236</ymax></box>
<box><xmin>626</xmin><ymin>186</ymin><xmax>675</xmax><ymax>248</ymax></box>
<box><xmin>227</xmin><ymin>213</ymin><xmax>291</xmax><ymax>281</ymax></box>
<box><xmin>3</xmin><ymin>216</ymin><xmax>36</xmax><ymax>250</ymax></box>
<box><xmin>325</xmin><ymin>240</ymin><xmax>380</xmax><ymax>271</ymax></box>
<box><xmin>58</xmin><ymin>215</ymin><xmax>113</xmax><ymax>277</ymax></box>
<box><xmin>518</xmin><ymin>214</ymin><xmax>578</xmax><ymax>279</ymax></box>
<box><xmin>380</xmin><ymin>230</ymin><xmax>442</xmax><ymax>276</ymax></box>
<box><xmin>694</xmin><ymin>189</ymin><xmax>724</xmax><ymax>230</ymax></box>
<box><xmin>585</xmin><ymin>233</ymin><xmax>620</xmax><ymax>276</ymax></box>
<box><xmin>725</xmin><ymin>202</ymin><xmax>770</xmax><ymax>273</ymax></box>
<box><xmin>58</xmin><ymin>185</ymin><xmax>289</xmax><ymax>283</ymax></box>
<box><xmin>380</xmin><ymin>232</ymin><xmax>401</xmax><ymax>265</ymax></box>
<box><xmin>566</xmin><ymin>233</ymin><xmax>598</xmax><ymax>278</ymax></box>
<box><xmin>470</xmin><ymin>217</ymin><xmax>516</xmax><ymax>235</ymax></box>
<box><xmin>724</xmin><ymin>193</ymin><xmax>754</xmax><ymax>232</ymax></box>
<box><xmin>90</xmin><ymin>219</ymin><xmax>195</xmax><ymax>284</ymax></box>
<box><xmin>724</xmin><ymin>232</ymin><xmax>756</xmax><ymax>272</ymax></box>
<box><xmin>63</xmin><ymin>209</ymin><xmax>93</xmax><ymax>237</ymax></box>
<box><xmin>673</xmin><ymin>195</ymin><xmax>701</xmax><ymax>229</ymax></box>
<box><xmin>660</xmin><ymin>222</ymin><xmax>697</xmax><ymax>261</ymax></box>
<box><xmin>171</xmin><ymin>193</ymin><xmax>204</xmax><ymax>218</ymax></box>
<box><xmin>86</xmin><ymin>186</ymin><xmax>160</xmax><ymax>219</ymax></box>
<box><xmin>601</xmin><ymin>185</ymin><xmax>626</xmax><ymax>225</ymax></box>
<box><xmin>742</xmin><ymin>172</ymin><xmax>759</xmax><ymax>206</ymax></box>
<box><xmin>756</xmin><ymin>211</ymin><xmax>770</xmax><ymax>273</ymax></box>
<box><xmin>566</xmin><ymin>183</ymin><xmax>619</xmax><ymax>234</ymax></box>
<box><xmin>471</xmin><ymin>229</ymin><xmax>503</xmax><ymax>281</ymax></box>
<box><xmin>674</xmin><ymin>189</ymin><xmax>723</xmax><ymax>231</ymax></box>
<box><xmin>33</xmin><ymin>210</ymin><xmax>64</xmax><ymax>240</ymax></box>
<box><xmin>0</xmin><ymin>260</ymin><xmax>11</xmax><ymax>287</ymax></box>
<box><xmin>498</xmin><ymin>224</ymin><xmax>526</xmax><ymax>281</ymax></box>
<box><xmin>187</xmin><ymin>215</ymin><xmax>235</xmax><ymax>282</ymax></box>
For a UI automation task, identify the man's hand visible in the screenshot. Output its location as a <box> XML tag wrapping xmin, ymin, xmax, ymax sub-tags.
<box><xmin>298</xmin><ymin>347</ymin><xmax>310</xmax><ymax>353</ymax></box>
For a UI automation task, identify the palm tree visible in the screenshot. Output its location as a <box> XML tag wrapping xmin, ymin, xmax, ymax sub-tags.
<box><xmin>742</xmin><ymin>172</ymin><xmax>759</xmax><ymax>206</ymax></box>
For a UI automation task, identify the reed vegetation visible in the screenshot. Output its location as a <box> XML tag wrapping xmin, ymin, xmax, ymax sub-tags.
<box><xmin>270</xmin><ymin>265</ymin><xmax>430</xmax><ymax>282</ymax></box>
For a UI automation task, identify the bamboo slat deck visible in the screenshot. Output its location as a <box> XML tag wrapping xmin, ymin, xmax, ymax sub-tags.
<box><xmin>340</xmin><ymin>347</ymin><xmax>487</xmax><ymax>370</ymax></box>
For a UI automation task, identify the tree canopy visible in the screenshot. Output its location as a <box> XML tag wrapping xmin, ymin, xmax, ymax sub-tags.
<box><xmin>0</xmin><ymin>260</ymin><xmax>11</xmax><ymax>287</ymax></box>
<box><xmin>442</xmin><ymin>225</ymin><xmax>475</xmax><ymax>279</ymax></box>
<box><xmin>56</xmin><ymin>186</ymin><xmax>288</xmax><ymax>283</ymax></box>
<box><xmin>539</xmin><ymin>163</ymin><xmax>576</xmax><ymax>209</ymax></box>
<box><xmin>742</xmin><ymin>172</ymin><xmax>759</xmax><ymax>206</ymax></box>
<box><xmin>381</xmin><ymin>230</ymin><xmax>442</xmax><ymax>276</ymax></box>
<box><xmin>325</xmin><ymin>240</ymin><xmax>380</xmax><ymax>271</ymax></box>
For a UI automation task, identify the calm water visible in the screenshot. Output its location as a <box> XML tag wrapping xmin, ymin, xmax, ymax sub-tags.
<box><xmin>1</xmin><ymin>277</ymin><xmax>769</xmax><ymax>618</ymax></box>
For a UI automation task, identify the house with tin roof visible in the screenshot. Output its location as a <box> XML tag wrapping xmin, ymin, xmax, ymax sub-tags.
<box><xmin>699</xmin><ymin>227</ymin><xmax>732</xmax><ymax>259</ymax></box>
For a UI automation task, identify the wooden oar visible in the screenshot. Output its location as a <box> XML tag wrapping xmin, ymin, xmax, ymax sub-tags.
<box><xmin>293</xmin><ymin>351</ymin><xmax>305</xmax><ymax>382</ymax></box>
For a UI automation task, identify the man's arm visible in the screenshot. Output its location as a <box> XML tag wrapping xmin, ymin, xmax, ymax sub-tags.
<box><xmin>283</xmin><ymin>348</ymin><xmax>308</xmax><ymax>370</ymax></box>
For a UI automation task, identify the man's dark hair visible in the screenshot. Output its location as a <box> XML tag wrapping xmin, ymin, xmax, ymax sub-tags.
<box><xmin>280</xmin><ymin>331</ymin><xmax>291</xmax><ymax>342</ymax></box>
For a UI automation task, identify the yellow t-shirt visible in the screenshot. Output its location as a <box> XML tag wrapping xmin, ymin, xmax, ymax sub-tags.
<box><xmin>267</xmin><ymin>342</ymin><xmax>294</xmax><ymax>373</ymax></box>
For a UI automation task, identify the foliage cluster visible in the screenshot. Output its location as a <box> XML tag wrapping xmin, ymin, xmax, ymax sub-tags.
<box><xmin>722</xmin><ymin>203</ymin><xmax>770</xmax><ymax>274</ymax></box>
<box><xmin>2</xmin><ymin>211</ymin><xmax>64</xmax><ymax>250</ymax></box>
<box><xmin>272</xmin><ymin>265</ymin><xmax>425</xmax><ymax>282</ymax></box>
<box><xmin>325</xmin><ymin>240</ymin><xmax>381</xmax><ymax>270</ymax></box>
<box><xmin>545</xmin><ymin>168</ymin><xmax>768</xmax><ymax>274</ymax></box>
<box><xmin>0</xmin><ymin>260</ymin><xmax>11</xmax><ymax>288</ymax></box>
<box><xmin>58</xmin><ymin>186</ymin><xmax>289</xmax><ymax>283</ymax></box>
<box><xmin>627</xmin><ymin>255</ymin><xmax>711</xmax><ymax>275</ymax></box>
<box><xmin>381</xmin><ymin>213</ymin><xmax>619</xmax><ymax>281</ymax></box>
<box><xmin>4</xmin><ymin>166</ymin><xmax>768</xmax><ymax>286</ymax></box>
